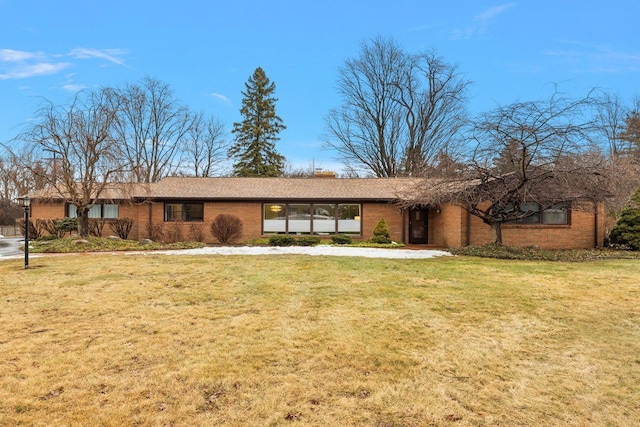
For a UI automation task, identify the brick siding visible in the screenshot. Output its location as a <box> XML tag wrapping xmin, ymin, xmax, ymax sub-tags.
<box><xmin>30</xmin><ymin>199</ymin><xmax>605</xmax><ymax>249</ymax></box>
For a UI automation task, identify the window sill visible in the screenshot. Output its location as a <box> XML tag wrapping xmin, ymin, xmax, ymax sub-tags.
<box><xmin>503</xmin><ymin>224</ymin><xmax>571</xmax><ymax>229</ymax></box>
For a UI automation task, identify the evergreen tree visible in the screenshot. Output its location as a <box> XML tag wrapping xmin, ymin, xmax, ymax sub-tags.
<box><xmin>229</xmin><ymin>67</ymin><xmax>286</xmax><ymax>177</ymax></box>
<box><xmin>618</xmin><ymin>111</ymin><xmax>640</xmax><ymax>156</ymax></box>
<box><xmin>609</xmin><ymin>187</ymin><xmax>640</xmax><ymax>250</ymax></box>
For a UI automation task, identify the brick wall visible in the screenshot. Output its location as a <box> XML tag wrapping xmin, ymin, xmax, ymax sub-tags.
<box><xmin>463</xmin><ymin>201</ymin><xmax>604</xmax><ymax>249</ymax></box>
<box><xmin>30</xmin><ymin>201</ymin><xmax>140</xmax><ymax>239</ymax></box>
<box><xmin>31</xmin><ymin>199</ymin><xmax>605</xmax><ymax>249</ymax></box>
<box><xmin>139</xmin><ymin>201</ymin><xmax>404</xmax><ymax>243</ymax></box>
<box><xmin>362</xmin><ymin>203</ymin><xmax>403</xmax><ymax>242</ymax></box>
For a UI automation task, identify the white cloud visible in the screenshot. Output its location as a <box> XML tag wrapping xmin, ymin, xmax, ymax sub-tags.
<box><xmin>0</xmin><ymin>47</ymin><xmax>128</xmax><ymax>81</ymax></box>
<box><xmin>61</xmin><ymin>83</ymin><xmax>87</xmax><ymax>92</ymax></box>
<box><xmin>210</xmin><ymin>92</ymin><xmax>232</xmax><ymax>105</ymax></box>
<box><xmin>68</xmin><ymin>48</ymin><xmax>128</xmax><ymax>65</ymax></box>
<box><xmin>452</xmin><ymin>2</ymin><xmax>515</xmax><ymax>39</ymax></box>
<box><xmin>0</xmin><ymin>49</ymin><xmax>44</xmax><ymax>62</ymax></box>
<box><xmin>0</xmin><ymin>62</ymin><xmax>71</xmax><ymax>80</ymax></box>
<box><xmin>475</xmin><ymin>3</ymin><xmax>515</xmax><ymax>22</ymax></box>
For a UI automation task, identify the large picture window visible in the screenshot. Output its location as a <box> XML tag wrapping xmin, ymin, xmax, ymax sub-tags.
<box><xmin>263</xmin><ymin>203</ymin><xmax>361</xmax><ymax>235</ymax></box>
<box><xmin>67</xmin><ymin>203</ymin><xmax>119</xmax><ymax>219</ymax></box>
<box><xmin>164</xmin><ymin>203</ymin><xmax>204</xmax><ymax>222</ymax></box>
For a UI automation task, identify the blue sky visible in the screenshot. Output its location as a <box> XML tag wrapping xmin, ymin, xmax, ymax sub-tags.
<box><xmin>1</xmin><ymin>0</ymin><xmax>639</xmax><ymax>172</ymax></box>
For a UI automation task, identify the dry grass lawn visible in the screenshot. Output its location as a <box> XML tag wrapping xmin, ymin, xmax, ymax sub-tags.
<box><xmin>0</xmin><ymin>253</ymin><xmax>639</xmax><ymax>426</ymax></box>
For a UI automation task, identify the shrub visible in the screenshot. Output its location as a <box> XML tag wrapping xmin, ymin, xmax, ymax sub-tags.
<box><xmin>146</xmin><ymin>222</ymin><xmax>165</xmax><ymax>242</ymax></box>
<box><xmin>38</xmin><ymin>219</ymin><xmax>66</xmax><ymax>238</ymax></box>
<box><xmin>269</xmin><ymin>234</ymin><xmax>296</xmax><ymax>246</ymax></box>
<box><xmin>88</xmin><ymin>218</ymin><xmax>107</xmax><ymax>237</ymax></box>
<box><xmin>110</xmin><ymin>218</ymin><xmax>134</xmax><ymax>240</ymax></box>
<box><xmin>370</xmin><ymin>234</ymin><xmax>392</xmax><ymax>244</ymax></box>
<box><xmin>188</xmin><ymin>223</ymin><xmax>206</xmax><ymax>242</ymax></box>
<box><xmin>55</xmin><ymin>218</ymin><xmax>78</xmax><ymax>236</ymax></box>
<box><xmin>166</xmin><ymin>221</ymin><xmax>184</xmax><ymax>243</ymax></box>
<box><xmin>210</xmin><ymin>214</ymin><xmax>243</xmax><ymax>244</ymax></box>
<box><xmin>373</xmin><ymin>218</ymin><xmax>391</xmax><ymax>238</ymax></box>
<box><xmin>609</xmin><ymin>187</ymin><xmax>640</xmax><ymax>250</ymax></box>
<box><xmin>16</xmin><ymin>219</ymin><xmax>44</xmax><ymax>240</ymax></box>
<box><xmin>331</xmin><ymin>234</ymin><xmax>352</xmax><ymax>245</ymax></box>
<box><xmin>296</xmin><ymin>236</ymin><xmax>321</xmax><ymax>246</ymax></box>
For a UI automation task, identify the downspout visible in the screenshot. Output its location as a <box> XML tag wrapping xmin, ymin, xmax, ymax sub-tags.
<box><xmin>466</xmin><ymin>209</ymin><xmax>471</xmax><ymax>247</ymax></box>
<box><xmin>148</xmin><ymin>200</ymin><xmax>153</xmax><ymax>239</ymax></box>
<box><xmin>401</xmin><ymin>207</ymin><xmax>406</xmax><ymax>243</ymax></box>
<box><xmin>594</xmin><ymin>201</ymin><xmax>599</xmax><ymax>249</ymax></box>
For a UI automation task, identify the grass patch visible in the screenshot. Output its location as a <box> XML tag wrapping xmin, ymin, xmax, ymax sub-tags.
<box><xmin>29</xmin><ymin>236</ymin><xmax>206</xmax><ymax>253</ymax></box>
<box><xmin>1</xmin><ymin>254</ymin><xmax>638</xmax><ymax>426</ymax></box>
<box><xmin>450</xmin><ymin>244</ymin><xmax>640</xmax><ymax>261</ymax></box>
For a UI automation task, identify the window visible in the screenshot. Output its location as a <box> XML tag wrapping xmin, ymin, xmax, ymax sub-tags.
<box><xmin>338</xmin><ymin>204</ymin><xmax>361</xmax><ymax>233</ymax></box>
<box><xmin>264</xmin><ymin>204</ymin><xmax>286</xmax><ymax>233</ymax></box>
<box><xmin>263</xmin><ymin>203</ymin><xmax>361</xmax><ymax>235</ymax></box>
<box><xmin>288</xmin><ymin>204</ymin><xmax>311</xmax><ymax>233</ymax></box>
<box><xmin>164</xmin><ymin>203</ymin><xmax>204</xmax><ymax>222</ymax></box>
<box><xmin>67</xmin><ymin>203</ymin><xmax>119</xmax><ymax>219</ymax></box>
<box><xmin>509</xmin><ymin>203</ymin><xmax>569</xmax><ymax>225</ymax></box>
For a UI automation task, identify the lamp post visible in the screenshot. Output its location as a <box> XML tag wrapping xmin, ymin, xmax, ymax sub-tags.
<box><xmin>23</xmin><ymin>196</ymin><xmax>30</xmax><ymax>270</ymax></box>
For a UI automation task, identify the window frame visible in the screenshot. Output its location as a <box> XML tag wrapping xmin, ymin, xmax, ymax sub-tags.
<box><xmin>164</xmin><ymin>202</ymin><xmax>204</xmax><ymax>222</ymax></box>
<box><xmin>262</xmin><ymin>202</ymin><xmax>362</xmax><ymax>235</ymax></box>
<box><xmin>508</xmin><ymin>202</ymin><xmax>571</xmax><ymax>225</ymax></box>
<box><xmin>66</xmin><ymin>203</ymin><xmax>119</xmax><ymax>219</ymax></box>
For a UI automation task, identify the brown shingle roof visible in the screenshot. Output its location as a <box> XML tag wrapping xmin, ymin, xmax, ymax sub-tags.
<box><xmin>29</xmin><ymin>183</ymin><xmax>152</xmax><ymax>201</ymax></box>
<box><xmin>145</xmin><ymin>177</ymin><xmax>425</xmax><ymax>201</ymax></box>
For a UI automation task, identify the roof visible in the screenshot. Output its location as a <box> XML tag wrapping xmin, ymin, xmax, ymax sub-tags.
<box><xmin>28</xmin><ymin>183</ymin><xmax>152</xmax><ymax>201</ymax></box>
<box><xmin>145</xmin><ymin>177</ymin><xmax>425</xmax><ymax>201</ymax></box>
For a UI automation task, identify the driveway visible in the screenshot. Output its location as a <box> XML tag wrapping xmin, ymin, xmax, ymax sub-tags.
<box><xmin>0</xmin><ymin>237</ymin><xmax>24</xmax><ymax>258</ymax></box>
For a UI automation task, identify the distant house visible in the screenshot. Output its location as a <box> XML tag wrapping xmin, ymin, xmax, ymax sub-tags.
<box><xmin>28</xmin><ymin>176</ymin><xmax>605</xmax><ymax>249</ymax></box>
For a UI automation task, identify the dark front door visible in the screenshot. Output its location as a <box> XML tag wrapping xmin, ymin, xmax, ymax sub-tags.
<box><xmin>409</xmin><ymin>208</ymin><xmax>429</xmax><ymax>244</ymax></box>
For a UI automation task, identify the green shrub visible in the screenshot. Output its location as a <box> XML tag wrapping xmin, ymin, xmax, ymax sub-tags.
<box><xmin>39</xmin><ymin>219</ymin><xmax>66</xmax><ymax>238</ymax></box>
<box><xmin>609</xmin><ymin>187</ymin><xmax>640</xmax><ymax>250</ymax></box>
<box><xmin>370</xmin><ymin>235</ymin><xmax>392</xmax><ymax>244</ymax></box>
<box><xmin>55</xmin><ymin>218</ymin><xmax>78</xmax><ymax>235</ymax></box>
<box><xmin>373</xmin><ymin>218</ymin><xmax>391</xmax><ymax>238</ymax></box>
<box><xmin>331</xmin><ymin>234</ymin><xmax>352</xmax><ymax>245</ymax></box>
<box><xmin>296</xmin><ymin>236</ymin><xmax>321</xmax><ymax>246</ymax></box>
<box><xmin>269</xmin><ymin>234</ymin><xmax>296</xmax><ymax>246</ymax></box>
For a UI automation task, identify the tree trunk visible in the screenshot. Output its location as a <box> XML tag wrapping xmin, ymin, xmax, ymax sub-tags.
<box><xmin>491</xmin><ymin>222</ymin><xmax>503</xmax><ymax>245</ymax></box>
<box><xmin>77</xmin><ymin>208</ymin><xmax>90</xmax><ymax>238</ymax></box>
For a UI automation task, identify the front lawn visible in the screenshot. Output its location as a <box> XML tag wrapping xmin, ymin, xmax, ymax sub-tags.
<box><xmin>1</xmin><ymin>254</ymin><xmax>638</xmax><ymax>426</ymax></box>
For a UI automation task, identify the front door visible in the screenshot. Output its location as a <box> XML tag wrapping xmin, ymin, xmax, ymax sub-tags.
<box><xmin>409</xmin><ymin>208</ymin><xmax>429</xmax><ymax>244</ymax></box>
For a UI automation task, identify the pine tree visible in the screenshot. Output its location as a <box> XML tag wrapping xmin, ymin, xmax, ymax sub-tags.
<box><xmin>229</xmin><ymin>67</ymin><xmax>286</xmax><ymax>177</ymax></box>
<box><xmin>609</xmin><ymin>187</ymin><xmax>640</xmax><ymax>250</ymax></box>
<box><xmin>618</xmin><ymin>111</ymin><xmax>640</xmax><ymax>156</ymax></box>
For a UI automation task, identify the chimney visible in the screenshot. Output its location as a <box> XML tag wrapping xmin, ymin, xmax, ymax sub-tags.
<box><xmin>314</xmin><ymin>170</ymin><xmax>336</xmax><ymax>178</ymax></box>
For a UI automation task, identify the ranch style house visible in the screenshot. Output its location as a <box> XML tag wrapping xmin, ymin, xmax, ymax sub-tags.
<box><xmin>28</xmin><ymin>176</ymin><xmax>605</xmax><ymax>249</ymax></box>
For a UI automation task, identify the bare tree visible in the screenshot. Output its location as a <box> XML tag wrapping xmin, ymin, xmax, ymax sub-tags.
<box><xmin>111</xmin><ymin>76</ymin><xmax>192</xmax><ymax>183</ymax></box>
<box><xmin>324</xmin><ymin>36</ymin><xmax>470</xmax><ymax>177</ymax></box>
<box><xmin>595</xmin><ymin>91</ymin><xmax>629</xmax><ymax>157</ymax></box>
<box><xmin>410</xmin><ymin>92</ymin><xmax>611</xmax><ymax>245</ymax></box>
<box><xmin>11</xmin><ymin>89</ymin><xmax>124</xmax><ymax>237</ymax></box>
<box><xmin>184</xmin><ymin>112</ymin><xmax>227</xmax><ymax>177</ymax></box>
